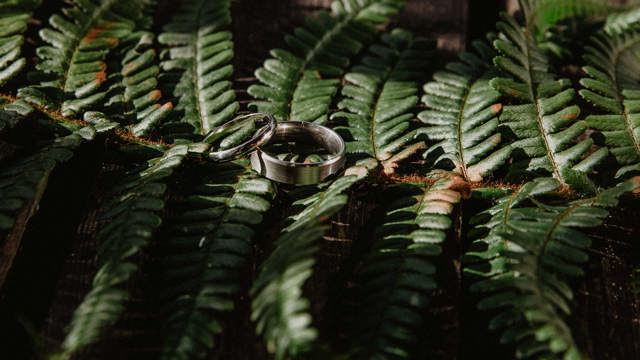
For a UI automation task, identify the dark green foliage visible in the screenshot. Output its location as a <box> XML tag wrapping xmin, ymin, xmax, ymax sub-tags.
<box><xmin>347</xmin><ymin>172</ymin><xmax>465</xmax><ymax>359</ymax></box>
<box><xmin>521</xmin><ymin>0</ymin><xmax>618</xmax><ymax>35</ymax></box>
<box><xmin>58</xmin><ymin>145</ymin><xmax>188</xmax><ymax>358</ymax></box>
<box><xmin>248</xmin><ymin>0</ymin><xmax>404</xmax><ymax>123</ymax></box>
<box><xmin>465</xmin><ymin>177</ymin><xmax>640</xmax><ymax>359</ymax></box>
<box><xmin>418</xmin><ymin>37</ymin><xmax>512</xmax><ymax>182</ymax></box>
<box><xmin>0</xmin><ymin>0</ymin><xmax>39</xmax><ymax>86</ymax></box>
<box><xmin>18</xmin><ymin>0</ymin><xmax>151</xmax><ymax>116</ymax></box>
<box><xmin>158</xmin><ymin>0</ymin><xmax>237</xmax><ymax>140</ymax></box>
<box><xmin>251</xmin><ymin>173</ymin><xmax>369</xmax><ymax>360</ymax></box>
<box><xmin>159</xmin><ymin>161</ymin><xmax>275</xmax><ymax>360</ymax></box>
<box><xmin>580</xmin><ymin>30</ymin><xmax>640</xmax><ymax>178</ymax></box>
<box><xmin>491</xmin><ymin>13</ymin><xmax>606</xmax><ymax>191</ymax></box>
<box><xmin>103</xmin><ymin>32</ymin><xmax>172</xmax><ymax>136</ymax></box>
<box><xmin>332</xmin><ymin>28</ymin><xmax>431</xmax><ymax>174</ymax></box>
<box><xmin>0</xmin><ymin>126</ymin><xmax>93</xmax><ymax>232</ymax></box>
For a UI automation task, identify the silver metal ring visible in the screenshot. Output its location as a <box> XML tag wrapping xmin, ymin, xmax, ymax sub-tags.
<box><xmin>250</xmin><ymin>121</ymin><xmax>346</xmax><ymax>185</ymax></box>
<box><xmin>205</xmin><ymin>113</ymin><xmax>276</xmax><ymax>162</ymax></box>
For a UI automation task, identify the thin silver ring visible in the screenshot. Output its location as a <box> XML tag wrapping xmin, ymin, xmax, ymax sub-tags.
<box><xmin>205</xmin><ymin>113</ymin><xmax>276</xmax><ymax>162</ymax></box>
<box><xmin>250</xmin><ymin>121</ymin><xmax>346</xmax><ymax>185</ymax></box>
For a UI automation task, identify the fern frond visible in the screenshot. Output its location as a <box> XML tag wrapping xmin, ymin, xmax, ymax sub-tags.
<box><xmin>465</xmin><ymin>176</ymin><xmax>640</xmax><ymax>359</ymax></box>
<box><xmin>331</xmin><ymin>28</ymin><xmax>431</xmax><ymax>175</ymax></box>
<box><xmin>491</xmin><ymin>13</ymin><xmax>606</xmax><ymax>191</ymax></box>
<box><xmin>520</xmin><ymin>0</ymin><xmax>615</xmax><ymax>35</ymax></box>
<box><xmin>58</xmin><ymin>145</ymin><xmax>187</xmax><ymax>358</ymax></box>
<box><xmin>605</xmin><ymin>6</ymin><xmax>640</xmax><ymax>35</ymax></box>
<box><xmin>158</xmin><ymin>0</ymin><xmax>236</xmax><ymax>140</ymax></box>
<box><xmin>347</xmin><ymin>172</ymin><xmax>466</xmax><ymax>359</ymax></box>
<box><xmin>101</xmin><ymin>32</ymin><xmax>172</xmax><ymax>136</ymax></box>
<box><xmin>0</xmin><ymin>125</ymin><xmax>94</xmax><ymax>287</ymax></box>
<box><xmin>579</xmin><ymin>30</ymin><xmax>640</xmax><ymax>178</ymax></box>
<box><xmin>418</xmin><ymin>37</ymin><xmax>512</xmax><ymax>182</ymax></box>
<box><xmin>158</xmin><ymin>161</ymin><xmax>275</xmax><ymax>360</ymax></box>
<box><xmin>248</xmin><ymin>0</ymin><xmax>404</xmax><ymax>123</ymax></box>
<box><xmin>0</xmin><ymin>0</ymin><xmax>39</xmax><ymax>87</ymax></box>
<box><xmin>251</xmin><ymin>170</ymin><xmax>372</xmax><ymax>360</ymax></box>
<box><xmin>18</xmin><ymin>0</ymin><xmax>151</xmax><ymax>117</ymax></box>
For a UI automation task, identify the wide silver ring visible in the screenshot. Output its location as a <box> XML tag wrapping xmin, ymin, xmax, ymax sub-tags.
<box><xmin>250</xmin><ymin>121</ymin><xmax>346</xmax><ymax>185</ymax></box>
<box><xmin>205</xmin><ymin>113</ymin><xmax>276</xmax><ymax>162</ymax></box>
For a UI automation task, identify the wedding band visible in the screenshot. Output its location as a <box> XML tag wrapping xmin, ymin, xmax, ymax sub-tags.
<box><xmin>250</xmin><ymin>121</ymin><xmax>346</xmax><ymax>185</ymax></box>
<box><xmin>205</xmin><ymin>113</ymin><xmax>276</xmax><ymax>162</ymax></box>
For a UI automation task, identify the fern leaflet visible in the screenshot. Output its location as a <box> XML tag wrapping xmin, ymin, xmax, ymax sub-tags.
<box><xmin>331</xmin><ymin>28</ymin><xmax>431</xmax><ymax>175</ymax></box>
<box><xmin>248</xmin><ymin>0</ymin><xmax>404</xmax><ymax>123</ymax></box>
<box><xmin>0</xmin><ymin>0</ymin><xmax>39</xmax><ymax>86</ymax></box>
<box><xmin>347</xmin><ymin>172</ymin><xmax>466</xmax><ymax>359</ymax></box>
<box><xmin>18</xmin><ymin>0</ymin><xmax>150</xmax><ymax>116</ymax></box>
<box><xmin>580</xmin><ymin>30</ymin><xmax>640</xmax><ymax>178</ymax></box>
<box><xmin>419</xmin><ymin>37</ymin><xmax>512</xmax><ymax>182</ymax></box>
<box><xmin>465</xmin><ymin>176</ymin><xmax>640</xmax><ymax>359</ymax></box>
<box><xmin>58</xmin><ymin>145</ymin><xmax>187</xmax><ymax>358</ymax></box>
<box><xmin>158</xmin><ymin>0</ymin><xmax>237</xmax><ymax>140</ymax></box>
<box><xmin>491</xmin><ymin>13</ymin><xmax>606</xmax><ymax>191</ymax></box>
<box><xmin>158</xmin><ymin>161</ymin><xmax>274</xmax><ymax>360</ymax></box>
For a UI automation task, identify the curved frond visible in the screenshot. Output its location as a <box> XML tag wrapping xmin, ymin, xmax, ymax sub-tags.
<box><xmin>103</xmin><ymin>32</ymin><xmax>172</xmax><ymax>136</ymax></box>
<box><xmin>248</xmin><ymin>0</ymin><xmax>404</xmax><ymax>123</ymax></box>
<box><xmin>251</xmin><ymin>170</ymin><xmax>371</xmax><ymax>360</ymax></box>
<box><xmin>347</xmin><ymin>172</ymin><xmax>466</xmax><ymax>359</ymax></box>
<box><xmin>158</xmin><ymin>161</ymin><xmax>275</xmax><ymax>360</ymax></box>
<box><xmin>464</xmin><ymin>176</ymin><xmax>640</xmax><ymax>359</ymax></box>
<box><xmin>158</xmin><ymin>0</ymin><xmax>236</xmax><ymax>140</ymax></box>
<box><xmin>0</xmin><ymin>0</ymin><xmax>39</xmax><ymax>87</ymax></box>
<box><xmin>579</xmin><ymin>30</ymin><xmax>640</xmax><ymax>178</ymax></box>
<box><xmin>59</xmin><ymin>145</ymin><xmax>187</xmax><ymax>358</ymax></box>
<box><xmin>491</xmin><ymin>13</ymin><xmax>606</xmax><ymax>191</ymax></box>
<box><xmin>18</xmin><ymin>0</ymin><xmax>151</xmax><ymax>116</ymax></box>
<box><xmin>418</xmin><ymin>37</ymin><xmax>512</xmax><ymax>182</ymax></box>
<box><xmin>331</xmin><ymin>28</ymin><xmax>431</xmax><ymax>174</ymax></box>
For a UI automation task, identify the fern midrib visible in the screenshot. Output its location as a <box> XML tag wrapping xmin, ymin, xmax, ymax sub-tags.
<box><xmin>607</xmin><ymin>35</ymin><xmax>640</xmax><ymax>159</ymax></box>
<box><xmin>454</xmin><ymin>79</ymin><xmax>473</xmax><ymax>181</ymax></box>
<box><xmin>522</xmin><ymin>29</ymin><xmax>564</xmax><ymax>181</ymax></box>
<box><xmin>370</xmin><ymin>49</ymin><xmax>405</xmax><ymax>161</ymax></box>
<box><xmin>62</xmin><ymin>0</ymin><xmax>118</xmax><ymax>93</ymax></box>
<box><xmin>191</xmin><ymin>0</ymin><xmax>211</xmax><ymax>134</ymax></box>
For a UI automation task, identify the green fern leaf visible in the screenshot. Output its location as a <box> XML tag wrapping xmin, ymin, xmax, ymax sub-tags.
<box><xmin>158</xmin><ymin>0</ymin><xmax>236</xmax><ymax>140</ymax></box>
<box><xmin>491</xmin><ymin>13</ymin><xmax>606</xmax><ymax>191</ymax></box>
<box><xmin>465</xmin><ymin>176</ymin><xmax>640</xmax><ymax>359</ymax></box>
<box><xmin>58</xmin><ymin>144</ymin><xmax>187</xmax><ymax>358</ymax></box>
<box><xmin>102</xmin><ymin>31</ymin><xmax>172</xmax><ymax>136</ymax></box>
<box><xmin>418</xmin><ymin>37</ymin><xmax>512</xmax><ymax>182</ymax></box>
<box><xmin>331</xmin><ymin>28</ymin><xmax>431</xmax><ymax>174</ymax></box>
<box><xmin>347</xmin><ymin>172</ymin><xmax>466</xmax><ymax>359</ymax></box>
<box><xmin>248</xmin><ymin>0</ymin><xmax>404</xmax><ymax>123</ymax></box>
<box><xmin>18</xmin><ymin>0</ymin><xmax>152</xmax><ymax>117</ymax></box>
<box><xmin>579</xmin><ymin>30</ymin><xmax>640</xmax><ymax>178</ymax></box>
<box><xmin>158</xmin><ymin>161</ymin><xmax>275</xmax><ymax>360</ymax></box>
<box><xmin>0</xmin><ymin>0</ymin><xmax>39</xmax><ymax>87</ymax></box>
<box><xmin>605</xmin><ymin>6</ymin><xmax>640</xmax><ymax>35</ymax></box>
<box><xmin>251</xmin><ymin>170</ymin><xmax>371</xmax><ymax>360</ymax></box>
